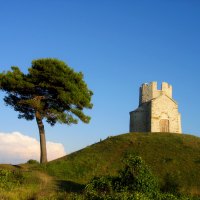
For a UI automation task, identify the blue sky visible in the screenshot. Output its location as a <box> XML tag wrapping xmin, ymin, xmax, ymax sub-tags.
<box><xmin>0</xmin><ymin>1</ymin><xmax>200</xmax><ymax>159</ymax></box>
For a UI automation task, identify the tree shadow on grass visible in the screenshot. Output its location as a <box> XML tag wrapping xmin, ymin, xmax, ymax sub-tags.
<box><xmin>12</xmin><ymin>165</ymin><xmax>22</xmax><ymax>169</ymax></box>
<box><xmin>56</xmin><ymin>180</ymin><xmax>85</xmax><ymax>193</ymax></box>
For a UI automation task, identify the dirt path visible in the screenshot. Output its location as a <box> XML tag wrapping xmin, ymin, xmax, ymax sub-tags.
<box><xmin>34</xmin><ymin>171</ymin><xmax>58</xmax><ymax>197</ymax></box>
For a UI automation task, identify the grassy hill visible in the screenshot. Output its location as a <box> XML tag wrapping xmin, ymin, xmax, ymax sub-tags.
<box><xmin>44</xmin><ymin>132</ymin><xmax>200</xmax><ymax>195</ymax></box>
<box><xmin>0</xmin><ymin>132</ymin><xmax>200</xmax><ymax>199</ymax></box>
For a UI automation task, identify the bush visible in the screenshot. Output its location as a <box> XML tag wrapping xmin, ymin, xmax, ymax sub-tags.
<box><xmin>85</xmin><ymin>155</ymin><xmax>159</xmax><ymax>199</ymax></box>
<box><xmin>27</xmin><ymin>159</ymin><xmax>39</xmax><ymax>164</ymax></box>
<box><xmin>86</xmin><ymin>176</ymin><xmax>113</xmax><ymax>195</ymax></box>
<box><xmin>0</xmin><ymin>169</ymin><xmax>24</xmax><ymax>190</ymax></box>
<box><xmin>118</xmin><ymin>155</ymin><xmax>159</xmax><ymax>194</ymax></box>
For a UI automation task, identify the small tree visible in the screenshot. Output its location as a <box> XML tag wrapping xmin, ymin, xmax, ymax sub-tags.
<box><xmin>118</xmin><ymin>155</ymin><xmax>159</xmax><ymax>194</ymax></box>
<box><xmin>0</xmin><ymin>58</ymin><xmax>93</xmax><ymax>163</ymax></box>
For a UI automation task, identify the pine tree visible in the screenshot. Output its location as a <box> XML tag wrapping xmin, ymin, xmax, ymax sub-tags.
<box><xmin>0</xmin><ymin>58</ymin><xmax>93</xmax><ymax>163</ymax></box>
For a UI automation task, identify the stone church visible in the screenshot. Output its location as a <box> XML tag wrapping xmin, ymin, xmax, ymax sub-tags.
<box><xmin>129</xmin><ymin>82</ymin><xmax>182</xmax><ymax>133</ymax></box>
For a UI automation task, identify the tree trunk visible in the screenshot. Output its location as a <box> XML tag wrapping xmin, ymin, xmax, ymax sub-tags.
<box><xmin>35</xmin><ymin>111</ymin><xmax>47</xmax><ymax>163</ymax></box>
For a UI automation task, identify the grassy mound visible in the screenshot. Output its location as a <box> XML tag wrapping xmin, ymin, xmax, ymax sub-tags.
<box><xmin>45</xmin><ymin>132</ymin><xmax>200</xmax><ymax>195</ymax></box>
<box><xmin>0</xmin><ymin>132</ymin><xmax>200</xmax><ymax>198</ymax></box>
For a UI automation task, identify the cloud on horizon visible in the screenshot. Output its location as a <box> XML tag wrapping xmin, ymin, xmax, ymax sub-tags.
<box><xmin>0</xmin><ymin>132</ymin><xmax>66</xmax><ymax>164</ymax></box>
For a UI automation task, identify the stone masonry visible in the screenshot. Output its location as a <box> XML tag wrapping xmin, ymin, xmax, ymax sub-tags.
<box><xmin>129</xmin><ymin>82</ymin><xmax>182</xmax><ymax>133</ymax></box>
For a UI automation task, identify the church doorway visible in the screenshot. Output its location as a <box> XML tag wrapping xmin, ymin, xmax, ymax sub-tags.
<box><xmin>159</xmin><ymin>119</ymin><xmax>169</xmax><ymax>132</ymax></box>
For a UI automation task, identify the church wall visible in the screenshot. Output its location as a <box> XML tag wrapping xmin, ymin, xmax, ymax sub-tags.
<box><xmin>151</xmin><ymin>95</ymin><xmax>181</xmax><ymax>133</ymax></box>
<box><xmin>130</xmin><ymin>109</ymin><xmax>147</xmax><ymax>132</ymax></box>
<box><xmin>178</xmin><ymin>113</ymin><xmax>182</xmax><ymax>133</ymax></box>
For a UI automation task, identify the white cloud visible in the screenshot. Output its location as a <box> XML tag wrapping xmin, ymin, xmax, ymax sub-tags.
<box><xmin>0</xmin><ymin>132</ymin><xmax>66</xmax><ymax>164</ymax></box>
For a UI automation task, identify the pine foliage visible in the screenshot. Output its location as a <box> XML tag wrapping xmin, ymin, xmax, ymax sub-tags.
<box><xmin>0</xmin><ymin>58</ymin><xmax>93</xmax><ymax>125</ymax></box>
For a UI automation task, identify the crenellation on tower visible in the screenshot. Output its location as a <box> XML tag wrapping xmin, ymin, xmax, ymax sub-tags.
<box><xmin>161</xmin><ymin>82</ymin><xmax>172</xmax><ymax>98</ymax></box>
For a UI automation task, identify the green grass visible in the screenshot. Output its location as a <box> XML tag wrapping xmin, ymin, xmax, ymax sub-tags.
<box><xmin>43</xmin><ymin>132</ymin><xmax>200</xmax><ymax>195</ymax></box>
<box><xmin>0</xmin><ymin>132</ymin><xmax>200</xmax><ymax>199</ymax></box>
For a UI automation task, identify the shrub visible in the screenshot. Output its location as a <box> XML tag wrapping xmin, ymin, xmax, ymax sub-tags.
<box><xmin>27</xmin><ymin>159</ymin><xmax>39</xmax><ymax>164</ymax></box>
<box><xmin>85</xmin><ymin>155</ymin><xmax>159</xmax><ymax>199</ymax></box>
<box><xmin>0</xmin><ymin>169</ymin><xmax>24</xmax><ymax>190</ymax></box>
<box><xmin>118</xmin><ymin>155</ymin><xmax>159</xmax><ymax>194</ymax></box>
<box><xmin>86</xmin><ymin>176</ymin><xmax>113</xmax><ymax>195</ymax></box>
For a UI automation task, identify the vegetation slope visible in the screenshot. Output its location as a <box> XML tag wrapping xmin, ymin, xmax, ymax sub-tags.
<box><xmin>45</xmin><ymin>132</ymin><xmax>200</xmax><ymax>195</ymax></box>
<box><xmin>0</xmin><ymin>132</ymin><xmax>200</xmax><ymax>199</ymax></box>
